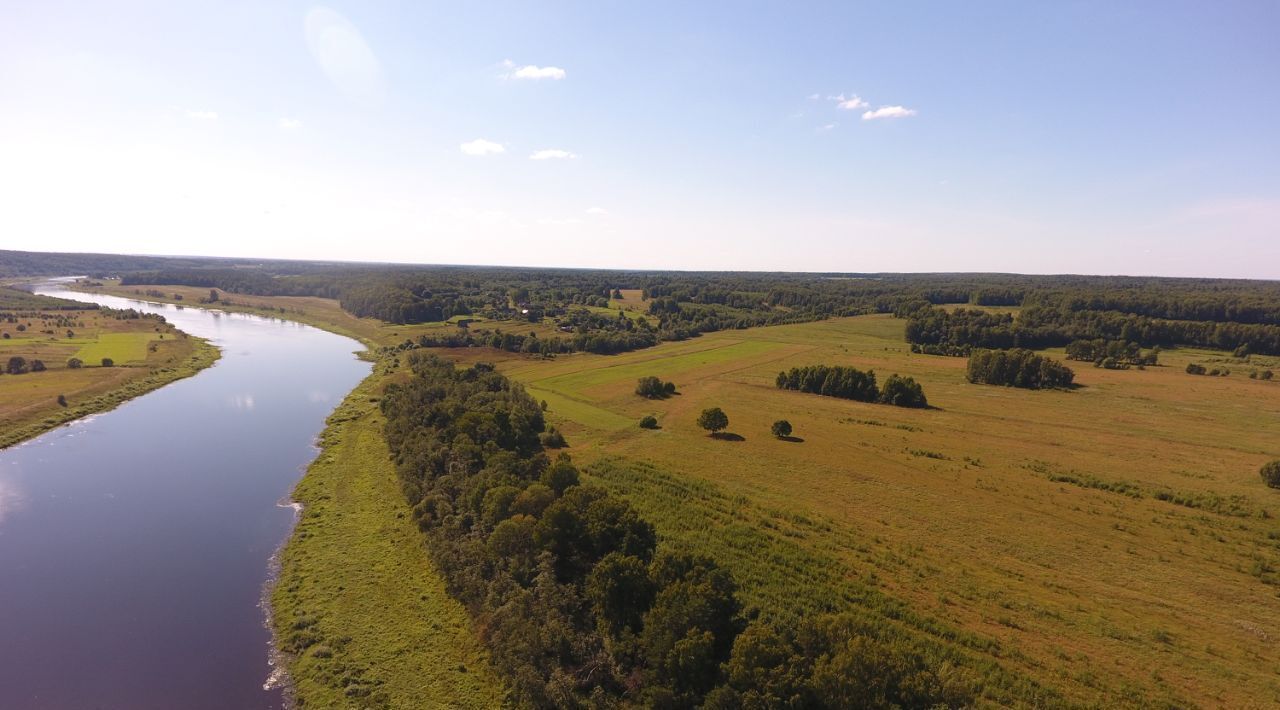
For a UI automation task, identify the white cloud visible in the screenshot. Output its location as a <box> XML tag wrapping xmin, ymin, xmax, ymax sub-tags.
<box><xmin>537</xmin><ymin>217</ymin><xmax>584</xmax><ymax>226</ymax></box>
<box><xmin>278</xmin><ymin>117</ymin><xmax>302</xmax><ymax>130</ymax></box>
<box><xmin>186</xmin><ymin>110</ymin><xmax>218</xmax><ymax>121</ymax></box>
<box><xmin>585</xmin><ymin>207</ymin><xmax>609</xmax><ymax>216</ymax></box>
<box><xmin>818</xmin><ymin>123</ymin><xmax>837</xmax><ymax>131</ymax></box>
<box><xmin>806</xmin><ymin>93</ymin><xmax>821</xmax><ymax>100</ymax></box>
<box><xmin>529</xmin><ymin>149</ymin><xmax>578</xmax><ymax>160</ymax></box>
<box><xmin>836</xmin><ymin>95</ymin><xmax>868</xmax><ymax>110</ymax></box>
<box><xmin>460</xmin><ymin>139</ymin><xmax>505</xmax><ymax>156</ymax></box>
<box><xmin>504</xmin><ymin>60</ymin><xmax>566</xmax><ymax>80</ymax></box>
<box><xmin>862</xmin><ymin>105</ymin><xmax>917</xmax><ymax>120</ymax></box>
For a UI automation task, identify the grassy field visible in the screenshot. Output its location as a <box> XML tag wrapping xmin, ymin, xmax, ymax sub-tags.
<box><xmin>89</xmin><ymin>282</ymin><xmax>1280</xmax><ymax>705</ymax></box>
<box><xmin>478</xmin><ymin>314</ymin><xmax>1280</xmax><ymax>707</ymax></box>
<box><xmin>271</xmin><ymin>367</ymin><xmax>504</xmax><ymax>708</ymax></box>
<box><xmin>0</xmin><ymin>301</ymin><xmax>219</xmax><ymax>449</ymax></box>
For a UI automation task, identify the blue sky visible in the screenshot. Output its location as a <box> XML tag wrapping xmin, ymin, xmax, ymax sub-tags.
<box><xmin>2</xmin><ymin>2</ymin><xmax>1277</xmax><ymax>277</ymax></box>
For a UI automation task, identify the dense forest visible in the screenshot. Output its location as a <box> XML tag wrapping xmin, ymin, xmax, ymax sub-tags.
<box><xmin>378</xmin><ymin>353</ymin><xmax>971</xmax><ymax>707</ymax></box>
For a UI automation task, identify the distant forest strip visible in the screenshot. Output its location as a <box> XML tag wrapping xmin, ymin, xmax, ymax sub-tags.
<box><xmin>7</xmin><ymin>248</ymin><xmax>1280</xmax><ymax>356</ymax></box>
<box><xmin>904</xmin><ymin>304</ymin><xmax>1280</xmax><ymax>356</ymax></box>
<box><xmin>378</xmin><ymin>352</ymin><xmax>979</xmax><ymax>707</ymax></box>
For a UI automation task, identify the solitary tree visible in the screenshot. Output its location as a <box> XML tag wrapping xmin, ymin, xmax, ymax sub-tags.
<box><xmin>101</xmin><ymin>357</ymin><xmax>114</xmax><ymax>367</ymax></box>
<box><xmin>208</xmin><ymin>289</ymin><xmax>220</xmax><ymax>302</ymax></box>
<box><xmin>66</xmin><ymin>357</ymin><xmax>83</xmax><ymax>369</ymax></box>
<box><xmin>771</xmin><ymin>420</ymin><xmax>792</xmax><ymax>438</ymax></box>
<box><xmin>57</xmin><ymin>394</ymin><xmax>67</xmax><ymax>407</ymax></box>
<box><xmin>1262</xmin><ymin>461</ymin><xmax>1280</xmax><ymax>490</ymax></box>
<box><xmin>697</xmin><ymin>407</ymin><xmax>729</xmax><ymax>436</ymax></box>
<box><xmin>6</xmin><ymin>356</ymin><xmax>28</xmax><ymax>375</ymax></box>
<box><xmin>639</xmin><ymin>415</ymin><xmax>659</xmax><ymax>429</ymax></box>
<box><xmin>30</xmin><ymin>359</ymin><xmax>46</xmax><ymax>372</ymax></box>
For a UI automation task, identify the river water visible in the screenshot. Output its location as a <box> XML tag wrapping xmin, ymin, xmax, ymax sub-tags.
<box><xmin>0</xmin><ymin>286</ymin><xmax>370</xmax><ymax>709</ymax></box>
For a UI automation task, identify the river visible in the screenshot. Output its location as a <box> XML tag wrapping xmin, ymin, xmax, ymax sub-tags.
<box><xmin>0</xmin><ymin>285</ymin><xmax>370</xmax><ymax>709</ymax></box>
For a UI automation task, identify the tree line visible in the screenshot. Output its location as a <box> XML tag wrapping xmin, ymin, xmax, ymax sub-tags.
<box><xmin>376</xmin><ymin>352</ymin><xmax>970</xmax><ymax>707</ymax></box>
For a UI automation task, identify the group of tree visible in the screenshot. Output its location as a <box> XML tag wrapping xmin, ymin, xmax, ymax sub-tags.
<box><xmin>1064</xmin><ymin>339</ymin><xmax>1159</xmax><ymax>369</ymax></box>
<box><xmin>965</xmin><ymin>349</ymin><xmax>1075</xmax><ymax>389</ymax></box>
<box><xmin>375</xmin><ymin>352</ymin><xmax>969</xmax><ymax>707</ymax></box>
<box><xmin>1185</xmin><ymin>363</ymin><xmax>1229</xmax><ymax>377</ymax></box>
<box><xmin>4</xmin><ymin>356</ymin><xmax>44</xmax><ymax>374</ymax></box>
<box><xmin>635</xmin><ymin>376</ymin><xmax>677</xmax><ymax>399</ymax></box>
<box><xmin>776</xmin><ymin>366</ymin><xmax>928</xmax><ymax>408</ymax></box>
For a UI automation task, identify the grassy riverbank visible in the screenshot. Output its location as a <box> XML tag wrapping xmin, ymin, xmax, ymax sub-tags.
<box><xmin>271</xmin><ymin>368</ymin><xmax>503</xmax><ymax>708</ymax></box>
<box><xmin>0</xmin><ymin>288</ymin><xmax>221</xmax><ymax>450</ymax></box>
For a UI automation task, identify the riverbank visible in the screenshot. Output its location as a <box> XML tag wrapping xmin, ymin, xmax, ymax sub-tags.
<box><xmin>0</xmin><ymin>289</ymin><xmax>221</xmax><ymax>450</ymax></box>
<box><xmin>70</xmin><ymin>284</ymin><xmax>507</xmax><ymax>706</ymax></box>
<box><xmin>271</xmin><ymin>367</ymin><xmax>503</xmax><ymax>707</ymax></box>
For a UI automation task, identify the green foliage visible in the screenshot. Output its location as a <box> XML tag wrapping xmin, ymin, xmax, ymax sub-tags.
<box><xmin>771</xmin><ymin>420</ymin><xmax>792</xmax><ymax>438</ymax></box>
<box><xmin>636</xmin><ymin>375</ymin><xmax>677</xmax><ymax>398</ymax></box>
<box><xmin>30</xmin><ymin>359</ymin><xmax>46</xmax><ymax>372</ymax></box>
<box><xmin>639</xmin><ymin>415</ymin><xmax>659</xmax><ymax>429</ymax></box>
<box><xmin>776</xmin><ymin>365</ymin><xmax>879</xmax><ymax>402</ymax></box>
<box><xmin>6</xmin><ymin>356</ymin><xmax>28</xmax><ymax>374</ymax></box>
<box><xmin>1186</xmin><ymin>363</ymin><xmax>1207</xmax><ymax>375</ymax></box>
<box><xmin>879</xmin><ymin>374</ymin><xmax>928</xmax><ymax>408</ymax></box>
<box><xmin>66</xmin><ymin>357</ymin><xmax>83</xmax><ymax>369</ymax></box>
<box><xmin>1262</xmin><ymin>461</ymin><xmax>1280</xmax><ymax>490</ymax></box>
<box><xmin>100</xmin><ymin>357</ymin><xmax>114</xmax><ymax>367</ymax></box>
<box><xmin>966</xmin><ymin>349</ymin><xmax>1074</xmax><ymax>389</ymax></box>
<box><xmin>698</xmin><ymin>407</ymin><xmax>729</xmax><ymax>434</ymax></box>
<box><xmin>538</xmin><ymin>426</ymin><xmax>567</xmax><ymax>449</ymax></box>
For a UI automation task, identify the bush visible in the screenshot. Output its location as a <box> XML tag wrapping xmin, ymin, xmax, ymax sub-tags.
<box><xmin>1186</xmin><ymin>363</ymin><xmax>1206</xmax><ymax>375</ymax></box>
<box><xmin>539</xmin><ymin>427</ymin><xmax>567</xmax><ymax>449</ymax></box>
<box><xmin>639</xmin><ymin>415</ymin><xmax>659</xmax><ymax>429</ymax></box>
<box><xmin>101</xmin><ymin>358</ymin><xmax>114</xmax><ymax>367</ymax></box>
<box><xmin>1263</xmin><ymin>370</ymin><xmax>1275</xmax><ymax>381</ymax></box>
<box><xmin>30</xmin><ymin>359</ymin><xmax>46</xmax><ymax>372</ymax></box>
<box><xmin>697</xmin><ymin>407</ymin><xmax>729</xmax><ymax>435</ymax></box>
<box><xmin>770</xmin><ymin>420</ymin><xmax>792</xmax><ymax>438</ymax></box>
<box><xmin>636</xmin><ymin>376</ymin><xmax>676</xmax><ymax>399</ymax></box>
<box><xmin>1262</xmin><ymin>461</ymin><xmax>1280</xmax><ymax>489</ymax></box>
<box><xmin>6</xmin><ymin>356</ymin><xmax>28</xmax><ymax>375</ymax></box>
<box><xmin>66</xmin><ymin>357</ymin><xmax>83</xmax><ymax>369</ymax></box>
<box><xmin>57</xmin><ymin>394</ymin><xmax>67</xmax><ymax>407</ymax></box>
<box><xmin>879</xmin><ymin>374</ymin><xmax>928</xmax><ymax>407</ymax></box>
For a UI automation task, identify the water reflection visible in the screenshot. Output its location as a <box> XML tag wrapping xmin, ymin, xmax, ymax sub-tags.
<box><xmin>0</xmin><ymin>286</ymin><xmax>369</xmax><ymax>710</ymax></box>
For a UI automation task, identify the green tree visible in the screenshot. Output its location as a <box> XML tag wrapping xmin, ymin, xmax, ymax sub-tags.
<box><xmin>57</xmin><ymin>394</ymin><xmax>68</xmax><ymax>407</ymax></box>
<box><xmin>30</xmin><ymin>359</ymin><xmax>46</xmax><ymax>372</ymax></box>
<box><xmin>697</xmin><ymin>407</ymin><xmax>729</xmax><ymax>436</ymax></box>
<box><xmin>771</xmin><ymin>420</ymin><xmax>792</xmax><ymax>438</ymax></box>
<box><xmin>639</xmin><ymin>415</ymin><xmax>659</xmax><ymax>429</ymax></box>
<box><xmin>66</xmin><ymin>357</ymin><xmax>83</xmax><ymax>369</ymax></box>
<box><xmin>879</xmin><ymin>374</ymin><xmax>928</xmax><ymax>407</ymax></box>
<box><xmin>1262</xmin><ymin>461</ymin><xmax>1280</xmax><ymax>489</ymax></box>
<box><xmin>6</xmin><ymin>356</ymin><xmax>28</xmax><ymax>374</ymax></box>
<box><xmin>101</xmin><ymin>357</ymin><xmax>115</xmax><ymax>367</ymax></box>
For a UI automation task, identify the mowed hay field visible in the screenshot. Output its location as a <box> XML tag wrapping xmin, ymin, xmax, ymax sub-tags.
<box><xmin>487</xmin><ymin>314</ymin><xmax>1280</xmax><ymax>707</ymax></box>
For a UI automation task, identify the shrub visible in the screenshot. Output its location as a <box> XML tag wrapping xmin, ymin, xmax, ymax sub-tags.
<box><xmin>101</xmin><ymin>358</ymin><xmax>114</xmax><ymax>367</ymax></box>
<box><xmin>6</xmin><ymin>356</ymin><xmax>28</xmax><ymax>375</ymax></box>
<box><xmin>30</xmin><ymin>359</ymin><xmax>46</xmax><ymax>372</ymax></box>
<box><xmin>636</xmin><ymin>376</ymin><xmax>677</xmax><ymax>399</ymax></box>
<box><xmin>639</xmin><ymin>415</ymin><xmax>659</xmax><ymax>429</ymax></box>
<box><xmin>770</xmin><ymin>420</ymin><xmax>792</xmax><ymax>438</ymax></box>
<box><xmin>1262</xmin><ymin>461</ymin><xmax>1280</xmax><ymax>489</ymax></box>
<box><xmin>880</xmin><ymin>374</ymin><xmax>928</xmax><ymax>407</ymax></box>
<box><xmin>57</xmin><ymin>394</ymin><xmax>67</xmax><ymax>407</ymax></box>
<box><xmin>697</xmin><ymin>407</ymin><xmax>729</xmax><ymax>435</ymax></box>
<box><xmin>1263</xmin><ymin>370</ymin><xmax>1275</xmax><ymax>381</ymax></box>
<box><xmin>1186</xmin><ymin>363</ymin><xmax>1206</xmax><ymax>375</ymax></box>
<box><xmin>67</xmin><ymin>357</ymin><xmax>83</xmax><ymax>369</ymax></box>
<box><xmin>539</xmin><ymin>427</ymin><xmax>567</xmax><ymax>449</ymax></box>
